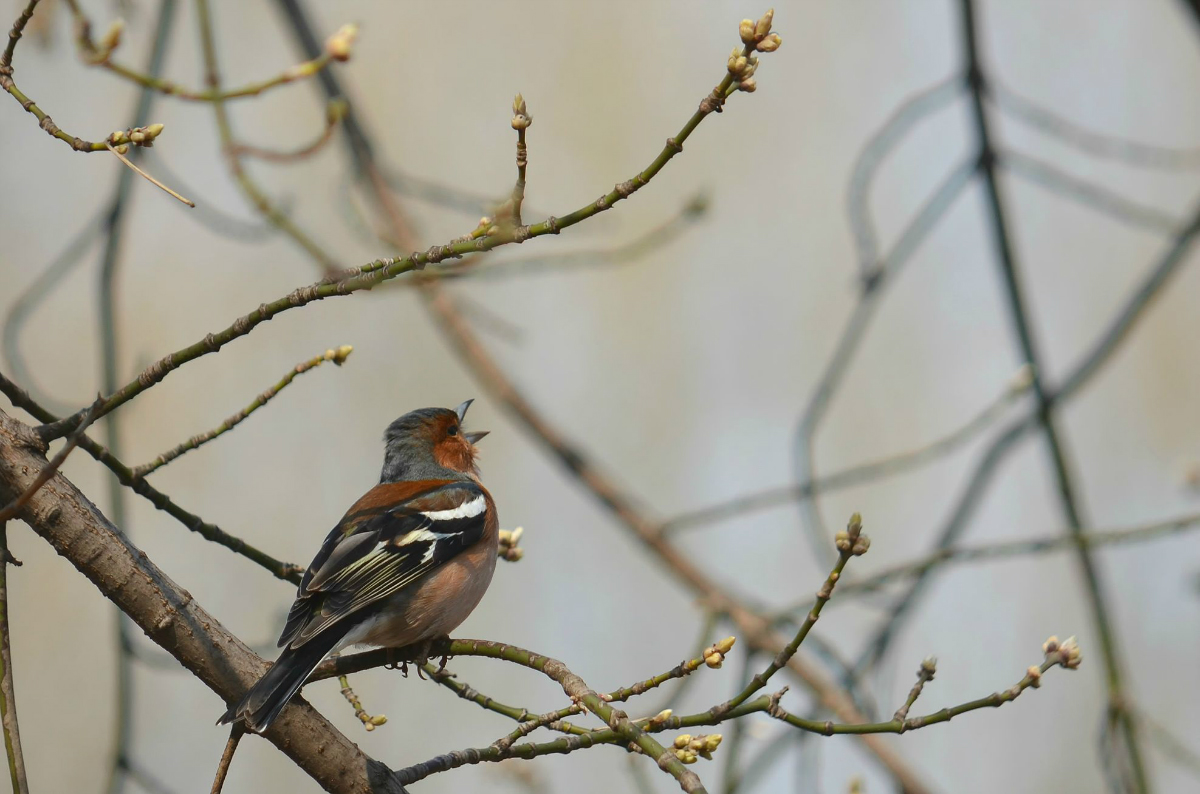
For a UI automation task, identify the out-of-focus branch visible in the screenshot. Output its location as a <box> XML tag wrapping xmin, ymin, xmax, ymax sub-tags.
<box><xmin>0</xmin><ymin>522</ymin><xmax>28</xmax><ymax>794</ymax></box>
<box><xmin>1</xmin><ymin>209</ymin><xmax>105</xmax><ymax>413</ymax></box>
<box><xmin>1000</xmin><ymin>149</ymin><xmax>1182</xmax><ymax>234</ymax></box>
<box><xmin>65</xmin><ymin>0</ymin><xmax>345</xmax><ymax>103</ymax></box>
<box><xmin>664</xmin><ymin>365</ymin><xmax>1030</xmax><ymax>536</ymax></box>
<box><xmin>832</xmin><ymin>511</ymin><xmax>1200</xmax><ymax>597</ymax></box>
<box><xmin>860</xmin><ymin>193</ymin><xmax>1200</xmax><ymax>668</ymax></box>
<box><xmin>846</xmin><ymin>75</ymin><xmax>965</xmax><ymax>280</ymax></box>
<box><xmin>795</xmin><ymin>156</ymin><xmax>979</xmax><ymax>566</ymax></box>
<box><xmin>959</xmin><ymin>3</ymin><xmax>1146</xmax><ymax>789</ymax></box>
<box><xmin>131</xmin><ymin>345</ymin><xmax>353</xmax><ymax>478</ymax></box>
<box><xmin>194</xmin><ymin>0</ymin><xmax>341</xmax><ymax>272</ymax></box>
<box><xmin>990</xmin><ymin>79</ymin><xmax>1200</xmax><ymax>169</ymax></box>
<box><xmin>233</xmin><ymin>99</ymin><xmax>346</xmax><ymax>163</ymax></box>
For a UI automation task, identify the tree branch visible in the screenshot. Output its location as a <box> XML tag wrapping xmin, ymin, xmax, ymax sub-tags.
<box><xmin>131</xmin><ymin>345</ymin><xmax>353</xmax><ymax>478</ymax></box>
<box><xmin>0</xmin><ymin>522</ymin><xmax>29</xmax><ymax>794</ymax></box>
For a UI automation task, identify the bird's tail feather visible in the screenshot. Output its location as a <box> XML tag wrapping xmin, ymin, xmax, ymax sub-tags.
<box><xmin>218</xmin><ymin>628</ymin><xmax>343</xmax><ymax>733</ymax></box>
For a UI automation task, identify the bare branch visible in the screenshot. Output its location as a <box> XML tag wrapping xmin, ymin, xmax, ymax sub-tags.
<box><xmin>132</xmin><ymin>346</ymin><xmax>353</xmax><ymax>478</ymax></box>
<box><xmin>0</xmin><ymin>523</ymin><xmax>29</xmax><ymax>794</ymax></box>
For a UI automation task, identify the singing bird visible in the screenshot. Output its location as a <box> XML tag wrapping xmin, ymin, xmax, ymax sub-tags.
<box><xmin>219</xmin><ymin>400</ymin><xmax>497</xmax><ymax>733</ymax></box>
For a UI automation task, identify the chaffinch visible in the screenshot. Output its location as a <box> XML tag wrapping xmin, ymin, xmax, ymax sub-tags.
<box><xmin>219</xmin><ymin>400</ymin><xmax>497</xmax><ymax>733</ymax></box>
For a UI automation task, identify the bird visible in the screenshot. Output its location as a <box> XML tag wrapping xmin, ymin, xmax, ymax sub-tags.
<box><xmin>218</xmin><ymin>400</ymin><xmax>497</xmax><ymax>733</ymax></box>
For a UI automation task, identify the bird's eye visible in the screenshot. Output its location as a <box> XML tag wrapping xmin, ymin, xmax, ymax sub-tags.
<box><xmin>447</xmin><ymin>425</ymin><xmax>459</xmax><ymax>436</ymax></box>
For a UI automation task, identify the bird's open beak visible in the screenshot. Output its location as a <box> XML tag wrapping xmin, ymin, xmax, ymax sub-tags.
<box><xmin>456</xmin><ymin>399</ymin><xmax>488</xmax><ymax>443</ymax></box>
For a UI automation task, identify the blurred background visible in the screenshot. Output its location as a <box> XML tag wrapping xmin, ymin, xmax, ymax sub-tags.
<box><xmin>1</xmin><ymin>1</ymin><xmax>1199</xmax><ymax>792</ymax></box>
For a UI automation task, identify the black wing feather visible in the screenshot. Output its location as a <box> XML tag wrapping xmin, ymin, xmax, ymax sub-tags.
<box><xmin>277</xmin><ymin>481</ymin><xmax>487</xmax><ymax>649</ymax></box>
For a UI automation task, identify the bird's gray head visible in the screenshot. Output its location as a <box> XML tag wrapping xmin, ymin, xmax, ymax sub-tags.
<box><xmin>380</xmin><ymin>400</ymin><xmax>489</xmax><ymax>482</ymax></box>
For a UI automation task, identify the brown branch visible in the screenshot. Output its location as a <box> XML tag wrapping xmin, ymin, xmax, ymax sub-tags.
<box><xmin>0</xmin><ymin>522</ymin><xmax>28</xmax><ymax>794</ymax></box>
<box><xmin>209</xmin><ymin>727</ymin><xmax>243</xmax><ymax>794</ymax></box>
<box><xmin>105</xmin><ymin>141</ymin><xmax>194</xmax><ymax>207</ymax></box>
<box><xmin>0</xmin><ymin>396</ymin><xmax>101</xmax><ymax>522</ymax></box>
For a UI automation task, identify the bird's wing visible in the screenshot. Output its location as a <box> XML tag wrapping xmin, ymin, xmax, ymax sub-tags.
<box><xmin>277</xmin><ymin>480</ymin><xmax>489</xmax><ymax>648</ymax></box>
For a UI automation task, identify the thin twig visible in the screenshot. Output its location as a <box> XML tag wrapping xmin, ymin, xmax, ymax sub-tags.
<box><xmin>42</xmin><ymin>13</ymin><xmax>772</xmax><ymax>441</ymax></box>
<box><xmin>131</xmin><ymin>345</ymin><xmax>352</xmax><ymax>478</ymax></box>
<box><xmin>105</xmin><ymin>143</ymin><xmax>194</xmax><ymax>207</ymax></box>
<box><xmin>338</xmin><ymin>673</ymin><xmax>386</xmax><ymax>731</ymax></box>
<box><xmin>833</xmin><ymin>511</ymin><xmax>1200</xmax><ymax>597</ymax></box>
<box><xmin>509</xmin><ymin>94</ymin><xmax>531</xmax><ymax>226</ymax></box>
<box><xmin>233</xmin><ymin>99</ymin><xmax>346</xmax><ymax>162</ymax></box>
<box><xmin>64</xmin><ymin>0</ymin><xmax>343</xmax><ymax>103</ymax></box>
<box><xmin>208</xmin><ymin>727</ymin><xmax>242</xmax><ymax>794</ymax></box>
<box><xmin>663</xmin><ymin>365</ymin><xmax>1031</xmax><ymax>536</ymax></box>
<box><xmin>0</xmin><ymin>0</ymin><xmax>167</xmax><ymax>153</ymax></box>
<box><xmin>322</xmin><ymin>636</ymin><xmax>1077</xmax><ymax>786</ymax></box>
<box><xmin>0</xmin><ymin>523</ymin><xmax>29</xmax><ymax>794</ymax></box>
<box><xmin>892</xmin><ymin>658</ymin><xmax>937</xmax><ymax>722</ymax></box>
<box><xmin>709</xmin><ymin>517</ymin><xmax>864</xmax><ymax>719</ymax></box>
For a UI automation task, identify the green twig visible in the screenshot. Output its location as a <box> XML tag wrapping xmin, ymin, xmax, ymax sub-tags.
<box><xmin>711</xmin><ymin>516</ymin><xmax>865</xmax><ymax>719</ymax></box>
<box><xmin>64</xmin><ymin>0</ymin><xmax>345</xmax><ymax>104</ymax></box>
<box><xmin>131</xmin><ymin>345</ymin><xmax>352</xmax><ymax>478</ymax></box>
<box><xmin>319</xmin><ymin>635</ymin><xmax>1078</xmax><ymax>788</ymax></box>
<box><xmin>0</xmin><ymin>0</ymin><xmax>166</xmax><ymax>153</ymax></box>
